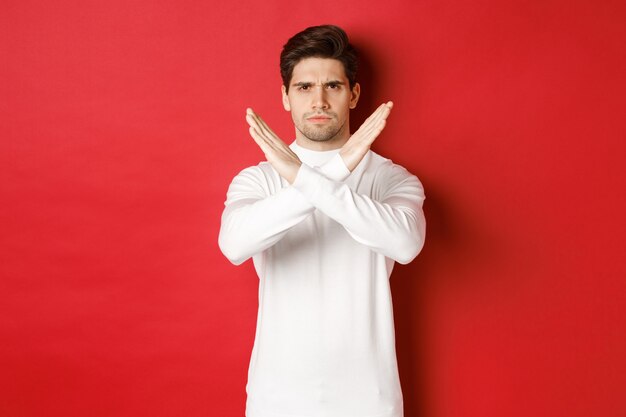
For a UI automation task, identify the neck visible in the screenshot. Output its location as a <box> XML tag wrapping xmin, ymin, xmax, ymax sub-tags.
<box><xmin>294</xmin><ymin>123</ymin><xmax>351</xmax><ymax>151</ymax></box>
<box><xmin>295</xmin><ymin>136</ymin><xmax>348</xmax><ymax>151</ymax></box>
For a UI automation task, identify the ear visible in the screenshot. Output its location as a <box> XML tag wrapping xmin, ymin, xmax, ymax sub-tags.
<box><xmin>281</xmin><ymin>85</ymin><xmax>291</xmax><ymax>111</ymax></box>
<box><xmin>349</xmin><ymin>82</ymin><xmax>360</xmax><ymax>109</ymax></box>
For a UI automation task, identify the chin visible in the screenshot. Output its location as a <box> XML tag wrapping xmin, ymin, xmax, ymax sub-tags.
<box><xmin>301</xmin><ymin>127</ymin><xmax>342</xmax><ymax>142</ymax></box>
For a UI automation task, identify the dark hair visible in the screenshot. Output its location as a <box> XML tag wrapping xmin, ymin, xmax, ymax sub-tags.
<box><xmin>280</xmin><ymin>25</ymin><xmax>358</xmax><ymax>92</ymax></box>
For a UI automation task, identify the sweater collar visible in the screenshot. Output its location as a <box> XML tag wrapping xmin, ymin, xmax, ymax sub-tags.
<box><xmin>289</xmin><ymin>141</ymin><xmax>341</xmax><ymax>167</ymax></box>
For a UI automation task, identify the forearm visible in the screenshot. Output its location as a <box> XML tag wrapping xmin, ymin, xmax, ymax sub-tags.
<box><xmin>292</xmin><ymin>163</ymin><xmax>426</xmax><ymax>264</ymax></box>
<box><xmin>229</xmin><ymin>102</ymin><xmax>401</xmax><ymax>264</ymax></box>
<box><xmin>218</xmin><ymin>155</ymin><xmax>351</xmax><ymax>265</ymax></box>
<box><xmin>218</xmin><ymin>186</ymin><xmax>314</xmax><ymax>265</ymax></box>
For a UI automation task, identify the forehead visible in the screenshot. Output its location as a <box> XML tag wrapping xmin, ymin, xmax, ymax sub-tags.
<box><xmin>291</xmin><ymin>57</ymin><xmax>347</xmax><ymax>82</ymax></box>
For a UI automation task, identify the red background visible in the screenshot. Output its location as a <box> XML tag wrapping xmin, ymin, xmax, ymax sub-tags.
<box><xmin>2</xmin><ymin>1</ymin><xmax>625</xmax><ymax>416</ymax></box>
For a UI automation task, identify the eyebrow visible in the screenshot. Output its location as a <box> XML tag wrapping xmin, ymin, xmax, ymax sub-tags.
<box><xmin>292</xmin><ymin>80</ymin><xmax>346</xmax><ymax>87</ymax></box>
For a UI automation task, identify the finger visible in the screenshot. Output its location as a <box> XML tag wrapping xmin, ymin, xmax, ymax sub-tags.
<box><xmin>247</xmin><ymin>124</ymin><xmax>265</xmax><ymax>147</ymax></box>
<box><xmin>246</xmin><ymin>110</ymin><xmax>271</xmax><ymax>144</ymax></box>
<box><xmin>246</xmin><ymin>109</ymin><xmax>265</xmax><ymax>132</ymax></box>
<box><xmin>362</xmin><ymin>103</ymin><xmax>387</xmax><ymax>126</ymax></box>
<box><xmin>349</xmin><ymin>106</ymin><xmax>382</xmax><ymax>141</ymax></box>
<box><xmin>246</xmin><ymin>113</ymin><xmax>280</xmax><ymax>152</ymax></box>
<box><xmin>246</xmin><ymin>108</ymin><xmax>271</xmax><ymax>139</ymax></box>
<box><xmin>246</xmin><ymin>111</ymin><xmax>289</xmax><ymax>157</ymax></box>
<box><xmin>356</xmin><ymin>102</ymin><xmax>392</xmax><ymax>144</ymax></box>
<box><xmin>249</xmin><ymin>121</ymin><xmax>300</xmax><ymax>167</ymax></box>
<box><xmin>246</xmin><ymin>113</ymin><xmax>265</xmax><ymax>138</ymax></box>
<box><xmin>254</xmin><ymin>112</ymin><xmax>279</xmax><ymax>139</ymax></box>
<box><xmin>245</xmin><ymin>109</ymin><xmax>261</xmax><ymax>131</ymax></box>
<box><xmin>248</xmin><ymin>126</ymin><xmax>274</xmax><ymax>156</ymax></box>
<box><xmin>356</xmin><ymin>106</ymin><xmax>387</xmax><ymax>138</ymax></box>
<box><xmin>365</xmin><ymin>102</ymin><xmax>393</xmax><ymax>134</ymax></box>
<box><xmin>246</xmin><ymin>110</ymin><xmax>267</xmax><ymax>136</ymax></box>
<box><xmin>245</xmin><ymin>112</ymin><xmax>258</xmax><ymax>130</ymax></box>
<box><xmin>381</xmin><ymin>101</ymin><xmax>393</xmax><ymax>120</ymax></box>
<box><xmin>247</xmin><ymin>108</ymin><xmax>280</xmax><ymax>143</ymax></box>
<box><xmin>360</xmin><ymin>102</ymin><xmax>391</xmax><ymax>133</ymax></box>
<box><xmin>372</xmin><ymin>101</ymin><xmax>393</xmax><ymax>125</ymax></box>
<box><xmin>373</xmin><ymin>104</ymin><xmax>391</xmax><ymax>129</ymax></box>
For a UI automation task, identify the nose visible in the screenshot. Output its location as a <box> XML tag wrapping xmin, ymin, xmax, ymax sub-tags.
<box><xmin>311</xmin><ymin>86</ymin><xmax>329</xmax><ymax>110</ymax></box>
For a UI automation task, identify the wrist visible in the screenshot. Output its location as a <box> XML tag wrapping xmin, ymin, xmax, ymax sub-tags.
<box><xmin>287</xmin><ymin>162</ymin><xmax>302</xmax><ymax>184</ymax></box>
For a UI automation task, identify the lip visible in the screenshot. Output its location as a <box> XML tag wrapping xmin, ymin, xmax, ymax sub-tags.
<box><xmin>307</xmin><ymin>115</ymin><xmax>332</xmax><ymax>122</ymax></box>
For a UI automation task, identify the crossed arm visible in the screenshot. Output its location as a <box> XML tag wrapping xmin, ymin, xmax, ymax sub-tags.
<box><xmin>218</xmin><ymin>103</ymin><xmax>425</xmax><ymax>265</ymax></box>
<box><xmin>245</xmin><ymin>102</ymin><xmax>393</xmax><ymax>183</ymax></box>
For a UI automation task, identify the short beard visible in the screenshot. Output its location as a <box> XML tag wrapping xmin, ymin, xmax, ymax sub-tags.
<box><xmin>296</xmin><ymin>115</ymin><xmax>347</xmax><ymax>142</ymax></box>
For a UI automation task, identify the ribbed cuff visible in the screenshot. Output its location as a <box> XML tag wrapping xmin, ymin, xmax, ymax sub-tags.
<box><xmin>317</xmin><ymin>153</ymin><xmax>351</xmax><ymax>182</ymax></box>
<box><xmin>292</xmin><ymin>163</ymin><xmax>323</xmax><ymax>198</ymax></box>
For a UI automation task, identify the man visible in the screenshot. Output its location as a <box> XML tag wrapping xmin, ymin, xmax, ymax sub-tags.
<box><xmin>218</xmin><ymin>25</ymin><xmax>426</xmax><ymax>417</ymax></box>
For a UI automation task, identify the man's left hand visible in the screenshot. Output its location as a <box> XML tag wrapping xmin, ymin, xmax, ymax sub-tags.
<box><xmin>246</xmin><ymin>108</ymin><xmax>302</xmax><ymax>184</ymax></box>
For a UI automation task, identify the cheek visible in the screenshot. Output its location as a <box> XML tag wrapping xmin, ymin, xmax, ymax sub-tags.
<box><xmin>290</xmin><ymin>107</ymin><xmax>303</xmax><ymax>124</ymax></box>
<box><xmin>333</xmin><ymin>94</ymin><xmax>352</xmax><ymax>109</ymax></box>
<box><xmin>334</xmin><ymin>98</ymin><xmax>351</xmax><ymax>117</ymax></box>
<box><xmin>291</xmin><ymin>101</ymin><xmax>309</xmax><ymax>117</ymax></box>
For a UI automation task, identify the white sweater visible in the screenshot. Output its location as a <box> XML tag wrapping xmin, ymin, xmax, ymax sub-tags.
<box><xmin>219</xmin><ymin>142</ymin><xmax>426</xmax><ymax>417</ymax></box>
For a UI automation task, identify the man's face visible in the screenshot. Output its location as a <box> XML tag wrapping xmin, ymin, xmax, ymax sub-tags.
<box><xmin>282</xmin><ymin>57</ymin><xmax>360</xmax><ymax>148</ymax></box>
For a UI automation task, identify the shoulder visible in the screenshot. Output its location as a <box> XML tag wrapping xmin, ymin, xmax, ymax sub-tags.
<box><xmin>231</xmin><ymin>161</ymin><xmax>277</xmax><ymax>182</ymax></box>
<box><xmin>363</xmin><ymin>150</ymin><xmax>425</xmax><ymax>202</ymax></box>
<box><xmin>226</xmin><ymin>161</ymin><xmax>284</xmax><ymax>196</ymax></box>
<box><xmin>367</xmin><ymin>150</ymin><xmax>421</xmax><ymax>184</ymax></box>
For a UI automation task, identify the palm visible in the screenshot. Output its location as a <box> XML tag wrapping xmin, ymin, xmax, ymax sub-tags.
<box><xmin>245</xmin><ymin>101</ymin><xmax>393</xmax><ymax>181</ymax></box>
<box><xmin>245</xmin><ymin>108</ymin><xmax>302</xmax><ymax>184</ymax></box>
<box><xmin>340</xmin><ymin>101</ymin><xmax>393</xmax><ymax>171</ymax></box>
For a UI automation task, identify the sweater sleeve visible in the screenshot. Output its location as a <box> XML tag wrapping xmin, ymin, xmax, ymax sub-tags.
<box><xmin>291</xmin><ymin>162</ymin><xmax>426</xmax><ymax>265</ymax></box>
<box><xmin>218</xmin><ymin>153</ymin><xmax>351</xmax><ymax>265</ymax></box>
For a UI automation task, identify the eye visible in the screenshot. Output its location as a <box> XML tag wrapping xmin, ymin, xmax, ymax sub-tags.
<box><xmin>326</xmin><ymin>83</ymin><xmax>339</xmax><ymax>90</ymax></box>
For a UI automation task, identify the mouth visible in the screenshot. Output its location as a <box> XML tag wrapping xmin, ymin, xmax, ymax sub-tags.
<box><xmin>306</xmin><ymin>115</ymin><xmax>333</xmax><ymax>123</ymax></box>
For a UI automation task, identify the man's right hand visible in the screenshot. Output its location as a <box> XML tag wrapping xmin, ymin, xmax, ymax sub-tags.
<box><xmin>340</xmin><ymin>101</ymin><xmax>394</xmax><ymax>172</ymax></box>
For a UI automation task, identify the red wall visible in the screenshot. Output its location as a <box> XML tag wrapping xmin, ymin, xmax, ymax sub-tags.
<box><xmin>2</xmin><ymin>1</ymin><xmax>624</xmax><ymax>416</ymax></box>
